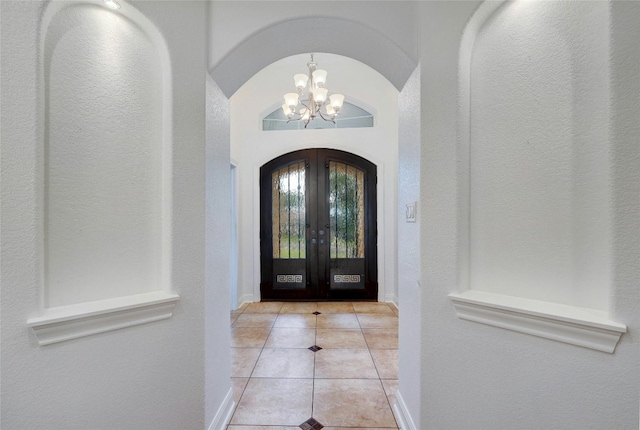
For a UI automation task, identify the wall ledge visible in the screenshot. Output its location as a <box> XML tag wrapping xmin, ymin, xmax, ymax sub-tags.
<box><xmin>448</xmin><ymin>290</ymin><xmax>626</xmax><ymax>353</ymax></box>
<box><xmin>27</xmin><ymin>291</ymin><xmax>180</xmax><ymax>345</ymax></box>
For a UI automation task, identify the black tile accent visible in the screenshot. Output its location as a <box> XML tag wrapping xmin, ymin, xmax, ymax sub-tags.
<box><xmin>308</xmin><ymin>345</ymin><xmax>322</xmax><ymax>352</ymax></box>
<box><xmin>312</xmin><ymin>311</ymin><xmax>321</xmax><ymax>315</ymax></box>
<box><xmin>299</xmin><ymin>417</ymin><xmax>324</xmax><ymax>430</ymax></box>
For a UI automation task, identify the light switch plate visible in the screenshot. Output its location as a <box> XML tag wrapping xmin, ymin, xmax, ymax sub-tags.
<box><xmin>406</xmin><ymin>201</ymin><xmax>417</xmax><ymax>223</ymax></box>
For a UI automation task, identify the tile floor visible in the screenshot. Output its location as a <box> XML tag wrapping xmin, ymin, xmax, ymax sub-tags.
<box><xmin>228</xmin><ymin>301</ymin><xmax>399</xmax><ymax>430</ymax></box>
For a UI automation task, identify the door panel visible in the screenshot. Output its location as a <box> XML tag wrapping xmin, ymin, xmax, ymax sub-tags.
<box><xmin>260</xmin><ymin>149</ymin><xmax>377</xmax><ymax>300</ymax></box>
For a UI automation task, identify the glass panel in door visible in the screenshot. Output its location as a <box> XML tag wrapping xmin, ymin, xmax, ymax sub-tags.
<box><xmin>271</xmin><ymin>161</ymin><xmax>307</xmax><ymax>289</ymax></box>
<box><xmin>328</xmin><ymin>161</ymin><xmax>366</xmax><ymax>291</ymax></box>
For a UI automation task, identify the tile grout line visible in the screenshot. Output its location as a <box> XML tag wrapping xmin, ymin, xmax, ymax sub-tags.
<box><xmin>229</xmin><ymin>302</ymin><xmax>252</xmax><ymax>422</ymax></box>
<box><xmin>230</xmin><ymin>303</ymin><xmax>283</xmax><ymax>426</ymax></box>
<box><xmin>360</xmin><ymin>308</ymin><xmax>401</xmax><ymax>430</ymax></box>
<box><xmin>311</xmin><ymin>310</ymin><xmax>317</xmax><ymax>421</ymax></box>
<box><xmin>231</xmin><ymin>303</ymin><xmax>399</xmax><ymax>429</ymax></box>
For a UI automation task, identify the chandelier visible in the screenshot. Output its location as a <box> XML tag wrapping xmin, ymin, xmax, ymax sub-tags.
<box><xmin>282</xmin><ymin>54</ymin><xmax>345</xmax><ymax>128</ymax></box>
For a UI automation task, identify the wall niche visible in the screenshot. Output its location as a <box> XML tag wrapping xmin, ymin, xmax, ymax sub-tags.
<box><xmin>450</xmin><ymin>0</ymin><xmax>626</xmax><ymax>353</ymax></box>
<box><xmin>28</xmin><ymin>1</ymin><xmax>178</xmax><ymax>345</ymax></box>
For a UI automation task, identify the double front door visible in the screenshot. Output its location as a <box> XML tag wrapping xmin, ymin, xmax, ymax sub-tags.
<box><xmin>260</xmin><ymin>149</ymin><xmax>377</xmax><ymax>300</ymax></box>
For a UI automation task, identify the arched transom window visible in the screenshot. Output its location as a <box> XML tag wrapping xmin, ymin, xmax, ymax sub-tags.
<box><xmin>263</xmin><ymin>100</ymin><xmax>374</xmax><ymax>131</ymax></box>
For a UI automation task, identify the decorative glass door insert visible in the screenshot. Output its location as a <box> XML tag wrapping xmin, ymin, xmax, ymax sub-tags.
<box><xmin>271</xmin><ymin>161</ymin><xmax>306</xmax><ymax>288</ymax></box>
<box><xmin>328</xmin><ymin>161</ymin><xmax>366</xmax><ymax>290</ymax></box>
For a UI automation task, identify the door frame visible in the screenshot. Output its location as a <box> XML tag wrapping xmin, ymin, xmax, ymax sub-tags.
<box><xmin>251</xmin><ymin>145</ymin><xmax>390</xmax><ymax>303</ymax></box>
<box><xmin>259</xmin><ymin>149</ymin><xmax>378</xmax><ymax>301</ymax></box>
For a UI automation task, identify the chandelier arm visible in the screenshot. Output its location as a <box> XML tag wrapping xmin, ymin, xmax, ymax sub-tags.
<box><xmin>317</xmin><ymin>110</ymin><xmax>336</xmax><ymax>124</ymax></box>
<box><xmin>298</xmin><ymin>100</ymin><xmax>311</xmax><ymax>111</ymax></box>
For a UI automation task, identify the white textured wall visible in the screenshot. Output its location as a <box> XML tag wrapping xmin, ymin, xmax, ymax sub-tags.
<box><xmin>45</xmin><ymin>4</ymin><xmax>164</xmax><ymax>307</ymax></box>
<box><xmin>469</xmin><ymin>0</ymin><xmax>612</xmax><ymax>310</ymax></box>
<box><xmin>396</xmin><ymin>66</ymin><xmax>421</xmax><ymax>426</ymax></box>
<box><xmin>1</xmin><ymin>1</ymin><xmax>208</xmax><ymax>428</ymax></box>
<box><xmin>205</xmin><ymin>74</ymin><xmax>233</xmax><ymax>426</ymax></box>
<box><xmin>419</xmin><ymin>1</ymin><xmax>640</xmax><ymax>428</ymax></box>
<box><xmin>230</xmin><ymin>53</ymin><xmax>399</xmax><ymax>304</ymax></box>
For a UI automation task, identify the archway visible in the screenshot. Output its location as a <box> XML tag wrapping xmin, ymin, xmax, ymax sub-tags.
<box><xmin>206</xmin><ymin>12</ymin><xmax>420</xmax><ymax>429</ymax></box>
<box><xmin>209</xmin><ymin>16</ymin><xmax>417</xmax><ymax>97</ymax></box>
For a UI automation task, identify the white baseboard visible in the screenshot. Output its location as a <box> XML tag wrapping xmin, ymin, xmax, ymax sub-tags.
<box><xmin>393</xmin><ymin>389</ymin><xmax>417</xmax><ymax>430</ymax></box>
<box><xmin>239</xmin><ymin>294</ymin><xmax>254</xmax><ymax>307</ymax></box>
<box><xmin>207</xmin><ymin>387</ymin><xmax>235</xmax><ymax>430</ymax></box>
<box><xmin>385</xmin><ymin>294</ymin><xmax>399</xmax><ymax>309</ymax></box>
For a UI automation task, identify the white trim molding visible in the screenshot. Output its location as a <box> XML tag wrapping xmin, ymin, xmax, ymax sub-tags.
<box><xmin>386</xmin><ymin>299</ymin><xmax>399</xmax><ymax>314</ymax></box>
<box><xmin>239</xmin><ymin>294</ymin><xmax>254</xmax><ymax>308</ymax></box>
<box><xmin>393</xmin><ymin>389</ymin><xmax>417</xmax><ymax>430</ymax></box>
<box><xmin>27</xmin><ymin>291</ymin><xmax>180</xmax><ymax>346</ymax></box>
<box><xmin>449</xmin><ymin>290</ymin><xmax>626</xmax><ymax>353</ymax></box>
<box><xmin>207</xmin><ymin>387</ymin><xmax>235</xmax><ymax>430</ymax></box>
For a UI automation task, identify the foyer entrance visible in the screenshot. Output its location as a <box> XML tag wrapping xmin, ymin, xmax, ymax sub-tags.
<box><xmin>260</xmin><ymin>149</ymin><xmax>377</xmax><ymax>301</ymax></box>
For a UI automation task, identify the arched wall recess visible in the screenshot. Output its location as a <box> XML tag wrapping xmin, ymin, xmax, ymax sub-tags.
<box><xmin>27</xmin><ymin>0</ymin><xmax>177</xmax><ymax>345</ymax></box>
<box><xmin>449</xmin><ymin>0</ymin><xmax>626</xmax><ymax>352</ymax></box>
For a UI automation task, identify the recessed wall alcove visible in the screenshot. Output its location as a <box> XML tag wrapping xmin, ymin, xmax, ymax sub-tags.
<box><xmin>450</xmin><ymin>0</ymin><xmax>626</xmax><ymax>353</ymax></box>
<box><xmin>28</xmin><ymin>1</ymin><xmax>178</xmax><ymax>345</ymax></box>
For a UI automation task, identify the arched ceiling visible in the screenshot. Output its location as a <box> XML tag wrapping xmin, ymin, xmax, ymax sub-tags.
<box><xmin>209</xmin><ymin>16</ymin><xmax>418</xmax><ymax>98</ymax></box>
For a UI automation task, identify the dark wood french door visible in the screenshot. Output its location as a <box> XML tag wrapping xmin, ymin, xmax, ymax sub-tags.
<box><xmin>260</xmin><ymin>149</ymin><xmax>377</xmax><ymax>301</ymax></box>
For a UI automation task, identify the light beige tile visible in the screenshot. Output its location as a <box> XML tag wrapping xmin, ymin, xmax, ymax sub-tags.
<box><xmin>230</xmin><ymin>378</ymin><xmax>313</xmax><ymax>426</ymax></box>
<box><xmin>231</xmin><ymin>348</ymin><xmax>262</xmax><ymax>377</ymax></box>
<box><xmin>323</xmin><ymin>428</ymin><xmax>396</xmax><ymax>430</ymax></box>
<box><xmin>316</xmin><ymin>329</ymin><xmax>367</xmax><ymax>349</ymax></box>
<box><xmin>280</xmin><ymin>302</ymin><xmax>318</xmax><ymax>314</ymax></box>
<box><xmin>352</xmin><ymin>302</ymin><xmax>395</xmax><ymax>314</ymax></box>
<box><xmin>231</xmin><ymin>327</ymin><xmax>271</xmax><ymax>348</ymax></box>
<box><xmin>382</xmin><ymin>379</ymin><xmax>399</xmax><ymax>406</ymax></box>
<box><xmin>227</xmin><ymin>426</ymin><xmax>300</xmax><ymax>430</ymax></box>
<box><xmin>315</xmin><ymin>349</ymin><xmax>378</xmax><ymax>379</ymax></box>
<box><xmin>264</xmin><ymin>327</ymin><xmax>316</xmax><ymax>348</ymax></box>
<box><xmin>231</xmin><ymin>377</ymin><xmax>249</xmax><ymax>404</ymax></box>
<box><xmin>273</xmin><ymin>313</ymin><xmax>316</xmax><ymax>328</ymax></box>
<box><xmin>317</xmin><ymin>302</ymin><xmax>355</xmax><ymax>313</ymax></box>
<box><xmin>316</xmin><ymin>313</ymin><xmax>360</xmax><ymax>329</ymax></box>
<box><xmin>370</xmin><ymin>349</ymin><xmax>399</xmax><ymax>379</ymax></box>
<box><xmin>252</xmin><ymin>348</ymin><xmax>315</xmax><ymax>378</ymax></box>
<box><xmin>244</xmin><ymin>302</ymin><xmax>284</xmax><ymax>314</ymax></box>
<box><xmin>356</xmin><ymin>313</ymin><xmax>398</xmax><ymax>329</ymax></box>
<box><xmin>313</xmin><ymin>379</ymin><xmax>397</xmax><ymax>428</ymax></box>
<box><xmin>233</xmin><ymin>313</ymin><xmax>278</xmax><ymax>328</ymax></box>
<box><xmin>362</xmin><ymin>329</ymin><xmax>398</xmax><ymax>349</ymax></box>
